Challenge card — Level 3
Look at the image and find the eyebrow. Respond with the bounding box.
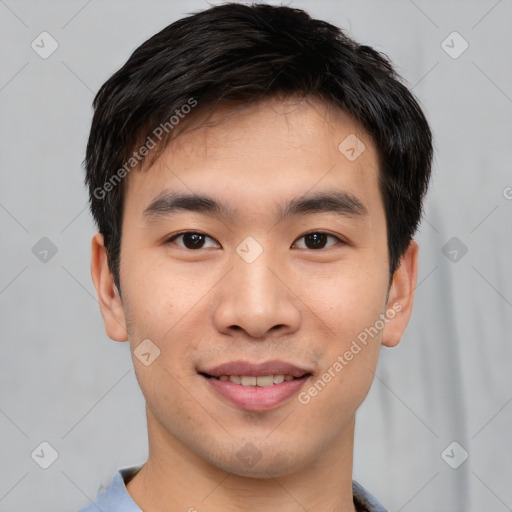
[142,190,368,223]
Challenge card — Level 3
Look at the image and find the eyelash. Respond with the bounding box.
[164,231,345,250]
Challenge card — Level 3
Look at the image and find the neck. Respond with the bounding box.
[127,406,358,512]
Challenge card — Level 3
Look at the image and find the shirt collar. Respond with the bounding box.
[80,464,387,512]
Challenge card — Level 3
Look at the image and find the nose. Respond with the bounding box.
[212,248,301,339]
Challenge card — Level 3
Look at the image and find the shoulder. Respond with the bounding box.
[77,464,144,512]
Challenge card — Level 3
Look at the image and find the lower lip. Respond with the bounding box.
[202,375,310,411]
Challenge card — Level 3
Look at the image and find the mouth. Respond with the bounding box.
[200,373,309,386]
[198,360,313,411]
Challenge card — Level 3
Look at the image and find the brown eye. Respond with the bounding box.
[293,232,342,250]
[167,232,219,249]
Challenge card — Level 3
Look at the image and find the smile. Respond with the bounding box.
[200,372,311,411]
[207,374,299,386]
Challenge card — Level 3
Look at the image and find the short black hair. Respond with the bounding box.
[85,2,433,292]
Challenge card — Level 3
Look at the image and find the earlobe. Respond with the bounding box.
[381,240,419,348]
[90,232,129,342]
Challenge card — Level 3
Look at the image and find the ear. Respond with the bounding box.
[90,232,128,342]
[381,239,419,348]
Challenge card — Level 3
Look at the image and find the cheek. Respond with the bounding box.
[300,260,388,337]
[299,260,387,407]
[122,258,189,334]
[122,259,206,379]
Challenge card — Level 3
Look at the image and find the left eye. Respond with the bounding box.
[292,231,342,250]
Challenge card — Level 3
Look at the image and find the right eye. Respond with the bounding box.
[165,231,220,250]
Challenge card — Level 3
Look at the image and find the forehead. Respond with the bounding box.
[123,96,382,223]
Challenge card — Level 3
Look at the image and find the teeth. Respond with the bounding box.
[213,374,299,386]
[256,375,274,387]
[273,374,285,384]
[241,376,257,386]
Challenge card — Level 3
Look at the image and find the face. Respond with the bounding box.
[92,96,418,478]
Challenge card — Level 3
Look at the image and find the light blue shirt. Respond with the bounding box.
[78,464,388,512]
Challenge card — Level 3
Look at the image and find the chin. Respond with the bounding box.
[207,444,308,479]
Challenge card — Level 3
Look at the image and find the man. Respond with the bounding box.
[80,3,432,511]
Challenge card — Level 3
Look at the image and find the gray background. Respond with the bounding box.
[1,0,511,510]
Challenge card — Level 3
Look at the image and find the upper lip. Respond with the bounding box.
[199,360,312,378]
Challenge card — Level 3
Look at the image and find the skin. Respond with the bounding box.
[91,96,418,512]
